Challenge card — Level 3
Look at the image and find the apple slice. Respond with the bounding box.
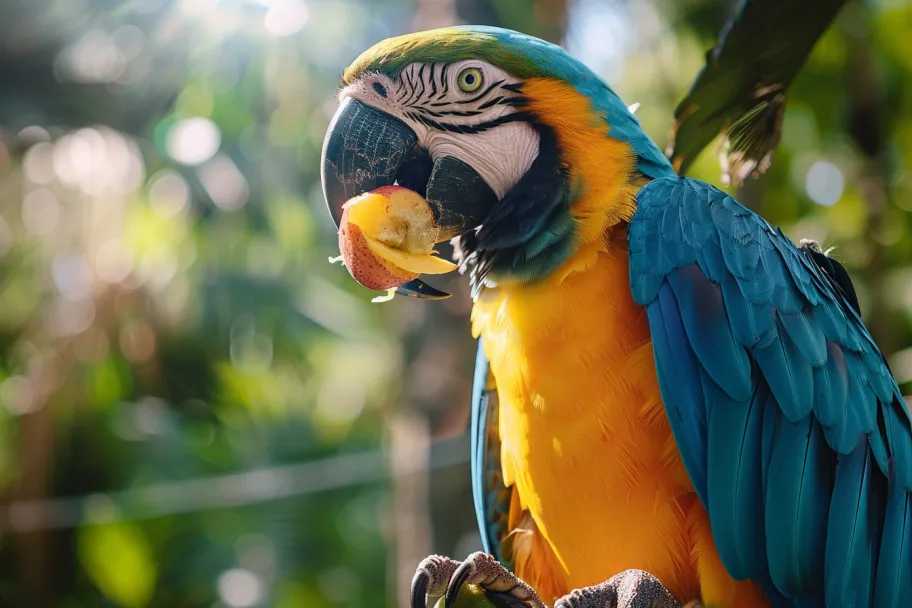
[336,186,457,293]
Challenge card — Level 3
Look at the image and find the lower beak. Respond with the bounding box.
[321,97,497,299]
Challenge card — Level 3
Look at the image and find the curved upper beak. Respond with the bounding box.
[321,97,498,299]
[321,97,419,229]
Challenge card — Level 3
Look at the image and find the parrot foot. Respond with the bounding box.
[411,551,546,608]
[554,570,685,608]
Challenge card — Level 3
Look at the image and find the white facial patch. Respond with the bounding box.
[341,59,541,200]
[422,123,539,199]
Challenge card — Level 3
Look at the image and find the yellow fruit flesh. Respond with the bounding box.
[343,189,457,277]
[363,236,457,274]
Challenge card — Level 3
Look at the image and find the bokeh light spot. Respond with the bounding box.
[47,297,96,336]
[133,397,167,435]
[166,118,221,166]
[805,160,844,206]
[17,126,51,146]
[96,238,135,284]
[316,377,365,426]
[56,30,127,84]
[22,142,56,184]
[0,376,38,415]
[217,569,263,608]
[119,320,157,363]
[49,128,142,195]
[148,169,191,217]
[198,155,249,212]
[53,254,94,301]
[136,245,179,289]
[112,24,146,61]
[22,189,61,236]
[264,1,309,37]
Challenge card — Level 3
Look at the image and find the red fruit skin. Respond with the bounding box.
[338,206,418,291]
[370,185,404,197]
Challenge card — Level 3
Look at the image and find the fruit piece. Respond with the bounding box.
[336,185,457,293]
[345,185,439,254]
[362,237,459,275]
[338,215,418,290]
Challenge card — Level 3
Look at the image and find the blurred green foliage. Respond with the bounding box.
[0,0,909,606]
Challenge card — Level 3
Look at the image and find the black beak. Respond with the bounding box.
[321,98,418,229]
[321,97,497,300]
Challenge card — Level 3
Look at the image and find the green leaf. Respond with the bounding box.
[78,522,157,608]
[668,0,847,183]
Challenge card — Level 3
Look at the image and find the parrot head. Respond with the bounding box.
[321,26,674,298]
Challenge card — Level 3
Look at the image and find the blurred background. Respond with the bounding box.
[0,0,909,606]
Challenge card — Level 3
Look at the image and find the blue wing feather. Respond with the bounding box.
[651,281,710,505]
[668,265,753,401]
[813,341,848,428]
[706,372,768,579]
[779,310,827,367]
[629,176,912,607]
[825,446,880,607]
[764,415,831,595]
[470,340,492,553]
[753,324,815,421]
[874,481,912,605]
[470,339,513,567]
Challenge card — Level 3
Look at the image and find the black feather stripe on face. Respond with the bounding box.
[406,111,533,135]
[393,63,525,133]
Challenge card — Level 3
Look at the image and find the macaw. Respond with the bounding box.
[320,23,912,608]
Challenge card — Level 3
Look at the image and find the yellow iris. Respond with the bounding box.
[457,67,483,93]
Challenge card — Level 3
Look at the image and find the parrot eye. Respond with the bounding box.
[457,67,484,93]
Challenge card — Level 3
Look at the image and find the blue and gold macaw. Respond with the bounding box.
[319,16,910,608]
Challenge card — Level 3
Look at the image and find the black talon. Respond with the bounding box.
[444,559,474,606]
[410,570,430,608]
[395,279,452,299]
[487,592,536,608]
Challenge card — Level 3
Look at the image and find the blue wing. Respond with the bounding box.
[470,339,515,568]
[629,176,912,608]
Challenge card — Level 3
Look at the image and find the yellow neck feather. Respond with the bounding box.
[523,77,640,234]
[489,77,643,288]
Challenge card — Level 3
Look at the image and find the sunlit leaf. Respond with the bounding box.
[78,522,157,608]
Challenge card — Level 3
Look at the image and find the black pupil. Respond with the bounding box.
[464,73,475,86]
[372,82,388,97]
